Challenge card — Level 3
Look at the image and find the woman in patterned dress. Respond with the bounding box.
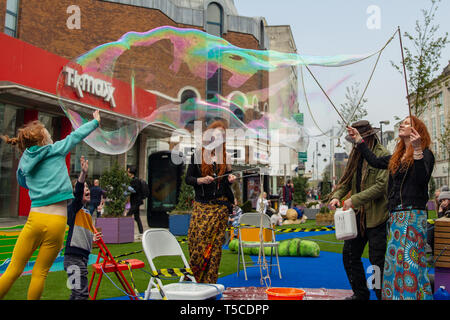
[185,120,236,283]
[347,115,434,300]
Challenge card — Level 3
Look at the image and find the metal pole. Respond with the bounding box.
[398,26,413,121]
[380,122,384,146]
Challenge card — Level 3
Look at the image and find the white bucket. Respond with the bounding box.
[334,208,358,240]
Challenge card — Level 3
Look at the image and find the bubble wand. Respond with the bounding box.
[398,26,413,123]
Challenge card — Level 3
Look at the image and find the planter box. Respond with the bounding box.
[427,201,436,211]
[95,217,134,244]
[303,208,320,220]
[169,213,191,236]
[316,213,335,226]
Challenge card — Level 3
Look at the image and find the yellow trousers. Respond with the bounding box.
[0,212,66,300]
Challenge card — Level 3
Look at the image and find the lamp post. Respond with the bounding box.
[379,120,390,146]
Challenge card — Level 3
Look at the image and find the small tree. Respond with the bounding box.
[320,171,332,202]
[99,162,131,217]
[429,176,436,200]
[337,82,369,129]
[292,174,308,205]
[172,169,195,212]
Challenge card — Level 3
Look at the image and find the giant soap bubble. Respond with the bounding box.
[56,26,391,156]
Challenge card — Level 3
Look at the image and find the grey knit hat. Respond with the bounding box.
[438,191,450,202]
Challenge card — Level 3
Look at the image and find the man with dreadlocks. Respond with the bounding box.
[329,120,389,300]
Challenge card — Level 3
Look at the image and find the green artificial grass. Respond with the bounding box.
[1,238,253,300]
[2,212,438,300]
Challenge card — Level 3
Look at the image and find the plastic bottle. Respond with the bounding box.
[434,286,450,300]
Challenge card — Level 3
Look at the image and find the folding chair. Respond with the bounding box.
[88,230,145,300]
[141,228,224,300]
[237,212,282,280]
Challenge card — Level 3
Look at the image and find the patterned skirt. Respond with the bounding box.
[382,207,433,300]
[187,197,229,284]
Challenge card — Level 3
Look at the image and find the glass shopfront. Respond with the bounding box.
[69,142,118,183]
[0,104,20,218]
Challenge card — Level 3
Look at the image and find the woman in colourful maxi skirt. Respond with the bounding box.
[347,115,434,300]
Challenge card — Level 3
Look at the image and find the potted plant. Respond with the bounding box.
[168,170,194,236]
[96,162,134,243]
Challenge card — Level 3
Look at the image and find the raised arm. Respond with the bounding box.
[53,110,100,156]
[347,126,391,169]
[356,142,391,169]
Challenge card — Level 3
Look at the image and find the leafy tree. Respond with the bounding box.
[99,162,131,217]
[320,171,332,200]
[429,176,436,199]
[391,0,449,117]
[292,174,308,205]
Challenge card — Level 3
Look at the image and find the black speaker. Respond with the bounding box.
[147,150,183,228]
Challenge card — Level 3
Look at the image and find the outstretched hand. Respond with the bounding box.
[93,110,101,124]
[329,198,340,210]
[78,156,88,183]
[80,156,88,174]
[410,127,422,151]
[346,126,362,144]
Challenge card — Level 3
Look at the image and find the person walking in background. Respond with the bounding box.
[282,180,294,208]
[347,115,434,300]
[127,166,144,238]
[329,120,390,300]
[89,179,104,218]
[0,110,100,300]
[64,156,102,300]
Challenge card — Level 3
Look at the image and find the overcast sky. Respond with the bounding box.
[235,0,450,177]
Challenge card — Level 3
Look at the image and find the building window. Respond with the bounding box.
[431,116,436,139]
[438,92,443,108]
[206,2,223,37]
[180,89,199,130]
[206,2,223,100]
[4,0,19,37]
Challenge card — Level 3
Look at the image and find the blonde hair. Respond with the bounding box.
[1,120,48,153]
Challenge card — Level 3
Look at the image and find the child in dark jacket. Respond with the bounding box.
[64,156,102,300]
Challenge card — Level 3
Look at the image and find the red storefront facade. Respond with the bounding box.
[0,32,157,218]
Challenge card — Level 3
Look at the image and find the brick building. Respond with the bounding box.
[0,0,278,219]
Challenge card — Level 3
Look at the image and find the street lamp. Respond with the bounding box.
[379,120,390,146]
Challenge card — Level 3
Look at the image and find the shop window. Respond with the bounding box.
[4,0,19,37]
[126,136,139,172]
[69,121,118,182]
[0,104,20,218]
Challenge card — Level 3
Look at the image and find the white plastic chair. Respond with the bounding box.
[141,228,224,300]
[237,212,282,280]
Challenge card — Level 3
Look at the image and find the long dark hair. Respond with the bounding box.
[334,134,378,193]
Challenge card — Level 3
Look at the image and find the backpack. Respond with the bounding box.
[139,179,150,199]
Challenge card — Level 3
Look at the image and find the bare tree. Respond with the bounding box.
[337,82,368,130]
